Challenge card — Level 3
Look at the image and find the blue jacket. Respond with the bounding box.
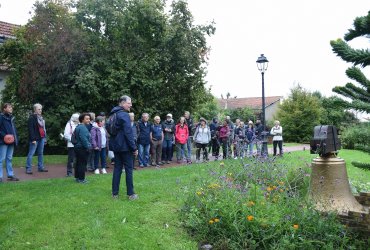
[246,127,255,141]
[0,113,18,146]
[151,123,163,141]
[74,124,91,149]
[108,106,137,152]
[137,120,151,145]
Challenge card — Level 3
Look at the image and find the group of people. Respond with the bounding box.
[209,117,284,160]
[0,95,283,200]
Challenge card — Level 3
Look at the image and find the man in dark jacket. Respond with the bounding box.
[0,103,19,182]
[161,114,175,164]
[110,95,138,200]
[137,113,151,167]
[25,103,48,174]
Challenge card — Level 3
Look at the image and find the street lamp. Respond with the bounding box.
[256,54,269,156]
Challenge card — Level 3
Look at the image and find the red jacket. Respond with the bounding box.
[175,123,189,144]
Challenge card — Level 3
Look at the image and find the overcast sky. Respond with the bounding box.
[1,0,369,100]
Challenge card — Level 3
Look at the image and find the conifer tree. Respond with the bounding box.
[330,11,370,113]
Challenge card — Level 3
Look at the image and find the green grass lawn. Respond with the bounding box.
[0,150,369,249]
[12,155,68,167]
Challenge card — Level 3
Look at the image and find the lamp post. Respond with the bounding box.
[256,54,269,156]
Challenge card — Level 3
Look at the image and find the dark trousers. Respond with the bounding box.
[211,138,220,157]
[94,148,107,169]
[162,139,173,161]
[196,143,209,161]
[87,150,94,169]
[112,151,134,196]
[74,148,88,181]
[220,139,230,159]
[67,147,75,175]
[273,140,283,156]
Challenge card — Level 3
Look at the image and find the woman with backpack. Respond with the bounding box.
[194,118,211,163]
[175,117,191,164]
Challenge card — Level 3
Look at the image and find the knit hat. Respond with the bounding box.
[166,113,172,118]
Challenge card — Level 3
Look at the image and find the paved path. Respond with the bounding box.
[8,144,309,182]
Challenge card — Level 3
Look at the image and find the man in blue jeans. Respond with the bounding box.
[109,95,138,200]
[25,103,48,174]
[137,113,151,167]
[161,114,175,164]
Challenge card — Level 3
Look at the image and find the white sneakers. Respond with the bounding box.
[94,168,107,174]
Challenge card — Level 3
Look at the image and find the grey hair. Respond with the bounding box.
[128,112,135,117]
[95,116,104,123]
[142,113,149,118]
[118,95,131,104]
[33,103,42,111]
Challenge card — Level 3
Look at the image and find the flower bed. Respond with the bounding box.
[180,156,367,249]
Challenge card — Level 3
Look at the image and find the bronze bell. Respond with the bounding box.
[310,126,365,213]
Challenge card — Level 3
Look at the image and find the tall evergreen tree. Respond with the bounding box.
[330,11,370,113]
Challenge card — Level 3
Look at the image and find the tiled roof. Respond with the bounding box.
[0,21,20,38]
[218,96,283,110]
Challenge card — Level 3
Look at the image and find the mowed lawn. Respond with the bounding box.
[0,150,369,249]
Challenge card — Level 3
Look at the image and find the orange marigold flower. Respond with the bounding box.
[266,187,273,192]
[293,224,299,229]
[247,215,254,221]
[214,218,220,223]
[209,220,214,224]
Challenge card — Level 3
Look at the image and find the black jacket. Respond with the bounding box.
[28,114,46,142]
[185,117,194,136]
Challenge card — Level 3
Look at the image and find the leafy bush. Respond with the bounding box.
[340,122,370,149]
[180,156,366,249]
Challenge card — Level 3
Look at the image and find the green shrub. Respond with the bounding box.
[340,122,370,149]
[180,156,366,249]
